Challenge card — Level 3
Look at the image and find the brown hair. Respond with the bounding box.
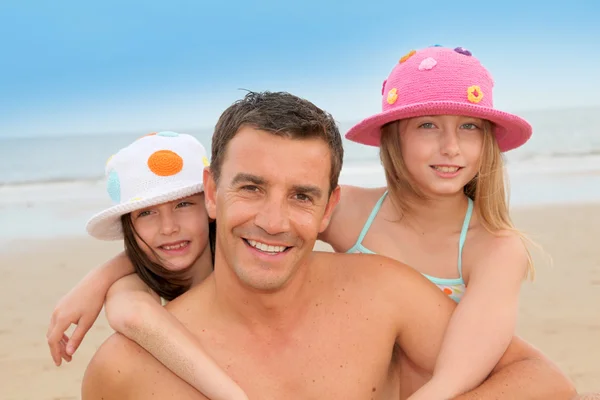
[210,91,344,194]
[379,120,536,278]
[120,215,216,301]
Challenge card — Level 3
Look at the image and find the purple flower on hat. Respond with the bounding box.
[454,47,472,56]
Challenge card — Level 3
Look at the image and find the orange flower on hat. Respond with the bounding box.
[387,88,398,104]
[399,50,416,63]
[467,85,484,103]
[148,150,184,176]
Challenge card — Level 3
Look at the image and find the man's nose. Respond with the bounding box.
[254,194,291,235]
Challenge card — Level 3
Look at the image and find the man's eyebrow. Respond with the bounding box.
[293,184,323,199]
[230,173,266,186]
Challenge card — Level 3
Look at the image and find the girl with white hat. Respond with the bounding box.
[47,132,248,400]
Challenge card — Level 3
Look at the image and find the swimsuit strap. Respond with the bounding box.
[457,197,474,279]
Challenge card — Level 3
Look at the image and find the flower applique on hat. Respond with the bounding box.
[467,85,484,103]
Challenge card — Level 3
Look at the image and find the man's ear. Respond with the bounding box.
[319,185,341,233]
[203,167,217,220]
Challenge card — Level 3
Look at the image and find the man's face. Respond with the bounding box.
[204,126,340,291]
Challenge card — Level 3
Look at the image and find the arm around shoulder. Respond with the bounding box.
[375,255,458,373]
[104,273,160,335]
[453,336,576,399]
[412,232,531,398]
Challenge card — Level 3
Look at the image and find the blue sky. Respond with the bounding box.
[1,0,598,137]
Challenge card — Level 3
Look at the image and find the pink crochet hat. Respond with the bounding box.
[345,46,532,152]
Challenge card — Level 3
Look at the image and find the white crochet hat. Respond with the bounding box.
[86,131,210,241]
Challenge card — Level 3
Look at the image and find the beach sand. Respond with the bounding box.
[1,202,599,399]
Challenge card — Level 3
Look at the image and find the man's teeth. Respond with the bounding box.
[162,242,188,250]
[433,166,460,173]
[247,240,287,253]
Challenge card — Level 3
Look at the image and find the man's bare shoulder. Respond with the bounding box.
[164,276,214,320]
[313,250,417,274]
[81,333,144,399]
[311,251,443,300]
[82,333,206,399]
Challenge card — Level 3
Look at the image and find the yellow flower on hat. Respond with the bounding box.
[202,156,210,167]
[387,88,398,105]
[399,50,416,63]
[467,85,484,103]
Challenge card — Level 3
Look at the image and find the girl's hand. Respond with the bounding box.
[46,251,134,365]
[46,272,107,365]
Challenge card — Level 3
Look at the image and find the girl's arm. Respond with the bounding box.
[408,233,529,400]
[47,251,134,365]
[105,274,249,400]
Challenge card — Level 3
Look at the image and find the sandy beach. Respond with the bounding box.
[1,202,599,399]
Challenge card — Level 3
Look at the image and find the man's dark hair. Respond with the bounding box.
[210,91,344,193]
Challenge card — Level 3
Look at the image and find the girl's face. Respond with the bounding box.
[130,193,209,272]
[399,115,484,198]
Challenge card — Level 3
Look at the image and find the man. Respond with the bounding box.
[82,91,576,399]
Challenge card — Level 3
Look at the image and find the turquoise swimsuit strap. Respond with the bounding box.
[351,191,472,282]
[457,197,474,279]
[353,191,389,246]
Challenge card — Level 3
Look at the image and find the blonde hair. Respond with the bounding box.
[379,120,536,279]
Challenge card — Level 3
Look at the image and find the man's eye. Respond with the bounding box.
[295,193,311,202]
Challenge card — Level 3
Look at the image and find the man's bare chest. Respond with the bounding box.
[194,310,399,399]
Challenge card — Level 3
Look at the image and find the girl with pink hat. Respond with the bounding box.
[46,132,248,400]
[324,45,536,398]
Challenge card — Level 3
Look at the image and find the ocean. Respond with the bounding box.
[1,106,600,240]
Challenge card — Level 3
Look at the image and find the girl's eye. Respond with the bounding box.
[176,201,193,208]
[137,210,152,217]
[419,122,436,129]
[461,123,479,130]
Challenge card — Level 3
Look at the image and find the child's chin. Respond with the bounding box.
[431,181,467,193]
[169,264,190,272]
[162,258,191,272]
